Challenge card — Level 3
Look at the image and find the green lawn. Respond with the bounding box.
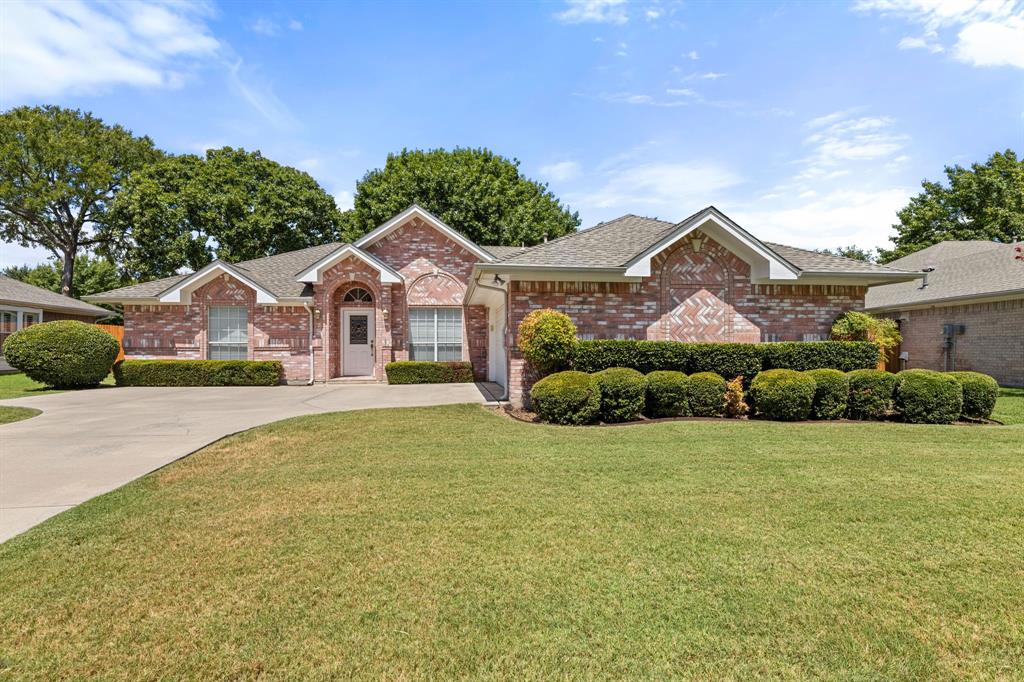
[0,373,59,400]
[994,387,1024,425]
[0,405,40,424]
[2,403,1024,679]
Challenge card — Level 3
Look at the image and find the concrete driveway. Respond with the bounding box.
[0,382,500,543]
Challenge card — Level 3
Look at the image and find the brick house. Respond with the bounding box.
[865,241,1024,387]
[1,275,110,372]
[88,205,917,402]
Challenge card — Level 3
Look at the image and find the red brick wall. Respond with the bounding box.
[887,298,1023,387]
[507,231,866,404]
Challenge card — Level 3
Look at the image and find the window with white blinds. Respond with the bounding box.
[208,306,248,360]
[409,308,462,361]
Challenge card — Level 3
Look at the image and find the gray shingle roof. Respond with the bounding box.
[0,276,110,316]
[763,243,912,274]
[865,241,1024,310]
[88,243,343,301]
[482,245,530,260]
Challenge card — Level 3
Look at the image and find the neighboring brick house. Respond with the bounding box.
[865,241,1024,387]
[88,205,917,402]
[1,275,111,372]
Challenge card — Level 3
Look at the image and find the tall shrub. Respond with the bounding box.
[3,320,119,388]
[517,309,577,375]
[573,340,688,374]
[831,311,901,362]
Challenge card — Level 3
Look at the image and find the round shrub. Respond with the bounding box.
[805,368,850,420]
[530,371,601,425]
[644,371,690,418]
[748,369,816,421]
[2,320,119,388]
[517,309,577,375]
[846,369,897,420]
[593,367,647,423]
[687,372,727,417]
[948,371,999,420]
[894,369,963,424]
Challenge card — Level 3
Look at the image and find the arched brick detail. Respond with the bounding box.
[406,272,466,306]
[658,233,760,343]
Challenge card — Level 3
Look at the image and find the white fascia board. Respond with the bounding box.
[295,245,403,284]
[157,261,278,304]
[623,209,800,280]
[353,204,495,262]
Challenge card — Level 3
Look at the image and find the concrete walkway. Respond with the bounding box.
[0,383,499,543]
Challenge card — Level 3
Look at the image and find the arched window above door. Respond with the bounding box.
[342,287,373,303]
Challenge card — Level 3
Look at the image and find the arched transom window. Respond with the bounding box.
[343,287,372,303]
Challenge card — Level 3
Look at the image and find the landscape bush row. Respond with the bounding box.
[529,367,998,425]
[114,360,282,386]
[385,361,474,384]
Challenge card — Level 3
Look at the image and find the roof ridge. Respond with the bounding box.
[234,241,346,269]
[502,214,671,263]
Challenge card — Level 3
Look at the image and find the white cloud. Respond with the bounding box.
[666,88,698,97]
[798,112,908,180]
[249,17,279,36]
[732,188,913,250]
[555,0,628,25]
[685,50,699,59]
[599,91,693,107]
[645,8,663,20]
[569,160,744,211]
[0,0,220,102]
[856,0,1024,69]
[288,19,303,31]
[334,190,354,211]
[226,60,297,131]
[540,161,582,182]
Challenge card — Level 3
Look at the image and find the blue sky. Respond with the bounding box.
[1,0,1022,268]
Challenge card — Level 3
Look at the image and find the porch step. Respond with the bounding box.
[327,376,383,385]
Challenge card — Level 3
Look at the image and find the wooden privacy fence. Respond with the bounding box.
[98,324,125,362]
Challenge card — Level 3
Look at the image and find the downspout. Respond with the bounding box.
[474,274,510,401]
[303,302,315,385]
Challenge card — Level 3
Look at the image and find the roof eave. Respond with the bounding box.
[865,287,1024,312]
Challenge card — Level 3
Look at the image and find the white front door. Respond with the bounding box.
[488,304,507,386]
[342,309,375,376]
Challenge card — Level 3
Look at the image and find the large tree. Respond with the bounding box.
[880,149,1024,263]
[103,147,345,280]
[344,147,580,245]
[0,106,162,296]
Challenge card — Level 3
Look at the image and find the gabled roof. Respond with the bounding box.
[483,206,916,283]
[296,244,403,284]
[158,260,280,304]
[865,241,1024,310]
[354,204,495,262]
[0,276,110,316]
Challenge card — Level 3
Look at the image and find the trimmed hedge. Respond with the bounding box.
[593,367,647,423]
[846,369,897,420]
[805,368,849,420]
[948,371,999,420]
[530,371,601,425]
[2,320,119,388]
[114,360,282,387]
[573,340,688,374]
[894,370,963,424]
[385,361,474,384]
[687,372,727,417]
[761,341,879,372]
[749,369,816,421]
[645,370,690,418]
[573,339,878,377]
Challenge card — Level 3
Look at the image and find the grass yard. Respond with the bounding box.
[0,373,59,400]
[2,402,1023,680]
[994,387,1024,425]
[0,405,40,424]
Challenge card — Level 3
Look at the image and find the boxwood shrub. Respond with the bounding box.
[593,367,647,422]
[385,361,474,384]
[573,340,688,374]
[846,369,897,420]
[687,372,728,417]
[530,371,601,425]
[947,371,999,420]
[687,343,762,381]
[517,309,577,375]
[114,360,282,386]
[761,341,879,372]
[894,369,963,424]
[2,320,119,388]
[644,370,690,418]
[804,368,849,420]
[749,369,816,421]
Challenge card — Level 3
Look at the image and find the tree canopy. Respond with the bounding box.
[103,147,344,280]
[880,149,1024,263]
[343,148,580,245]
[816,245,877,262]
[0,106,161,296]
[2,255,124,322]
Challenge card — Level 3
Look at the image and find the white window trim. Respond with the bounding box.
[158,261,278,304]
[409,306,464,362]
[207,305,249,360]
[0,306,44,330]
